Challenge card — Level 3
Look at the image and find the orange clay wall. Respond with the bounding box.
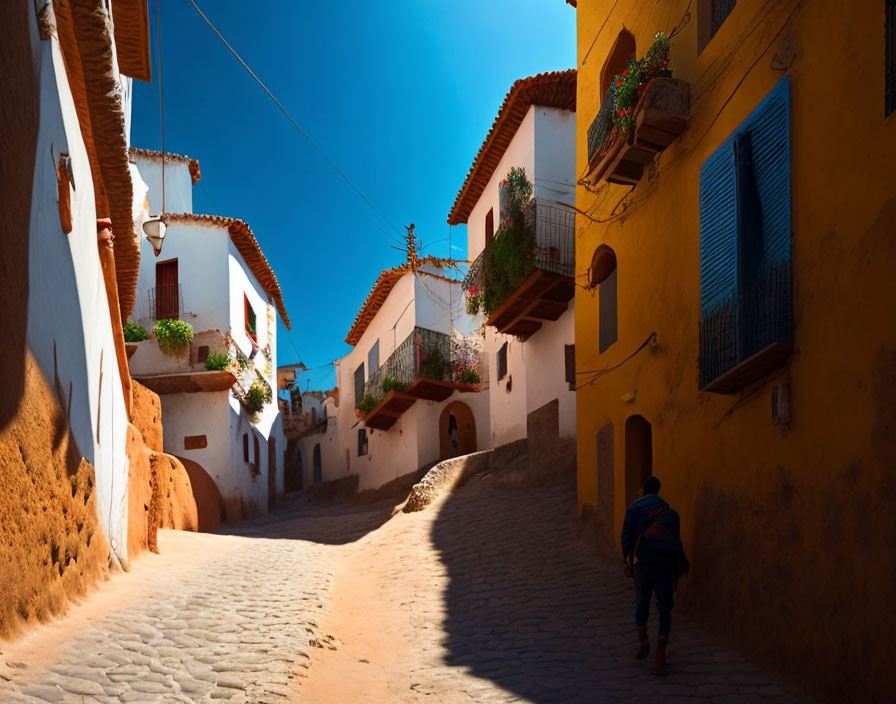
[574,1,895,701]
[0,353,111,639]
[127,381,198,558]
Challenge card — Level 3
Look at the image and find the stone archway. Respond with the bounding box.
[175,456,224,532]
[439,401,477,461]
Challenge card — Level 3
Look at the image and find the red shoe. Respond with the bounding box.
[655,636,668,676]
[635,626,650,659]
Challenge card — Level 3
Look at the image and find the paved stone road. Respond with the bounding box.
[0,479,811,703]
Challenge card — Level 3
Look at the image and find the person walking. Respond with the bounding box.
[621,476,685,676]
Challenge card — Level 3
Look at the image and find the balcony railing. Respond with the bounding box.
[462,198,576,339]
[361,326,480,430]
[149,283,183,320]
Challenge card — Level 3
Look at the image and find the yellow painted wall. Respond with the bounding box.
[574,1,895,700]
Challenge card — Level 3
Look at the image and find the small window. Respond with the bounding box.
[368,340,379,374]
[485,208,495,247]
[253,435,260,468]
[311,407,318,424]
[698,0,737,53]
[565,344,576,390]
[354,363,365,403]
[887,0,895,116]
[242,433,249,462]
[358,429,368,457]
[591,245,618,354]
[497,342,508,381]
[245,294,257,341]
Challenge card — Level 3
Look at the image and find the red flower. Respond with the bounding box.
[616,80,622,88]
[622,68,628,77]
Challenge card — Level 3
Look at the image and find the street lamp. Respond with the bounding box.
[143,216,167,256]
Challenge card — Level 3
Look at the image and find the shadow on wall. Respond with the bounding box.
[0,0,37,432]
[175,456,225,533]
[429,483,633,702]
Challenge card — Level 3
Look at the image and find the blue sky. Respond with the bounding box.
[132,0,576,390]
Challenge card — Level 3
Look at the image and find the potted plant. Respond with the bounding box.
[205,352,231,371]
[153,319,193,357]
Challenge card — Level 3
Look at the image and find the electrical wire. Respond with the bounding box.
[581,0,621,66]
[574,332,656,390]
[156,0,166,214]
[185,0,403,239]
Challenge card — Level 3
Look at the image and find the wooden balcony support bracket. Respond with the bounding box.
[486,268,574,339]
[587,78,690,186]
[363,390,418,431]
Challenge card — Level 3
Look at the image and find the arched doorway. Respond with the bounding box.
[175,456,225,532]
[313,444,322,483]
[624,415,652,506]
[439,401,477,460]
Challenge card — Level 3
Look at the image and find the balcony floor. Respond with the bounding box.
[133,370,237,395]
[486,268,574,339]
[364,390,418,431]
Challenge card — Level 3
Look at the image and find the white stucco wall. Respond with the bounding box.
[532,107,577,205]
[132,158,193,215]
[25,19,134,562]
[523,303,576,438]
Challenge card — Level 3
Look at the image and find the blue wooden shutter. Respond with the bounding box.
[699,137,738,387]
[738,75,792,357]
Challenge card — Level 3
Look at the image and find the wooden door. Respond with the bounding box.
[155,259,179,319]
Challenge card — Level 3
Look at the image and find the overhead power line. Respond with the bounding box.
[185,0,403,239]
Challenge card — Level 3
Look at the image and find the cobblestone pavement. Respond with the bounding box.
[330,480,813,703]
[0,481,812,703]
[0,503,391,704]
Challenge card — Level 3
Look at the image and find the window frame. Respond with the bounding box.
[357,428,368,457]
[497,342,508,381]
[244,294,257,342]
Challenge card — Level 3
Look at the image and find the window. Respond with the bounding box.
[888,0,895,116]
[358,428,368,457]
[565,344,576,390]
[497,342,508,381]
[485,208,495,247]
[699,76,792,392]
[590,245,618,353]
[698,0,737,53]
[600,29,636,98]
[155,259,179,319]
[242,433,249,462]
[244,294,257,341]
[253,435,260,468]
[354,362,365,403]
[499,182,510,223]
[368,340,379,375]
[311,407,318,424]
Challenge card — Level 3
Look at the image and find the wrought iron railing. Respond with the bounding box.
[699,262,793,388]
[149,283,183,320]
[587,86,617,162]
[362,327,481,405]
[463,198,576,298]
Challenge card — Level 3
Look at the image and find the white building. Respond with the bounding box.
[319,258,490,491]
[127,151,289,524]
[447,70,578,466]
[7,0,153,571]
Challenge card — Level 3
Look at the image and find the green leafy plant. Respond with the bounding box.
[382,375,407,394]
[356,394,377,413]
[419,346,448,381]
[458,368,480,384]
[123,323,150,343]
[611,32,671,130]
[205,352,231,371]
[244,382,270,414]
[153,319,193,356]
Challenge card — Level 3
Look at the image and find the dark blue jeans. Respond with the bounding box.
[634,561,674,637]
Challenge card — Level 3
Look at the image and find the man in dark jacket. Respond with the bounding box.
[621,476,681,676]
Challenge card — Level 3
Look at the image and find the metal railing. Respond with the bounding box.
[363,327,480,405]
[699,262,793,388]
[463,198,576,296]
[587,86,617,162]
[148,283,183,320]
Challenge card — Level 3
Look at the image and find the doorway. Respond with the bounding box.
[624,415,652,506]
[267,437,276,510]
[155,259,179,319]
[439,401,477,460]
[313,444,322,483]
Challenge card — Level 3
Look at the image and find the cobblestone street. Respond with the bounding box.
[0,481,811,703]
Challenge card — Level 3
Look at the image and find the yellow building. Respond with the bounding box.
[572,0,895,699]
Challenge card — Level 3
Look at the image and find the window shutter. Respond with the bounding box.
[354,363,365,403]
[699,137,738,387]
[565,344,576,389]
[368,340,379,374]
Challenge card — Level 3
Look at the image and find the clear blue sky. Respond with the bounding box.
[132,0,576,390]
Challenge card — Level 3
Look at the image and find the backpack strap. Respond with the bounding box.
[629,505,670,564]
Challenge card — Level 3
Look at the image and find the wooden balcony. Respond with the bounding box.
[587,78,690,185]
[702,343,792,394]
[486,268,575,340]
[132,370,237,395]
[363,390,417,430]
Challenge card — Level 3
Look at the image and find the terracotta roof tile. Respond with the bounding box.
[129,147,201,185]
[165,213,290,328]
[447,70,576,225]
[345,256,455,346]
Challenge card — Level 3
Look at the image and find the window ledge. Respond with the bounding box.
[701,343,792,394]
